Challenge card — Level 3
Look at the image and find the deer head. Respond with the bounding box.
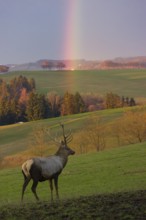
[46,123,75,156]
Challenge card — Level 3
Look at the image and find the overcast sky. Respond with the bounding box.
[0,0,146,64]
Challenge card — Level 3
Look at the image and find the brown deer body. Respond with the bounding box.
[21,124,75,202]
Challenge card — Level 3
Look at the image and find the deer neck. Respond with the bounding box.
[55,150,68,167]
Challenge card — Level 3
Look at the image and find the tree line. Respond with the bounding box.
[41,61,66,70]
[73,108,146,154]
[0,65,9,73]
[0,75,136,125]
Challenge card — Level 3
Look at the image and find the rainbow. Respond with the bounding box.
[63,1,82,69]
[60,1,82,93]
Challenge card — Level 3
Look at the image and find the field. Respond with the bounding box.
[0,107,130,159]
[1,190,146,219]
[1,69,146,219]
[0,143,146,219]
[1,69,146,98]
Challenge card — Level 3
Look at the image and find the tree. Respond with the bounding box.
[9,75,35,99]
[81,116,106,152]
[129,98,136,106]
[115,110,146,144]
[61,91,86,116]
[29,78,36,91]
[0,65,9,72]
[26,92,50,121]
[0,76,36,124]
[105,92,122,109]
[29,126,48,157]
[74,92,86,113]
[82,93,104,111]
[46,91,61,117]
[0,80,9,99]
[18,88,29,121]
[41,61,54,70]
[0,96,18,125]
[56,62,66,70]
[61,91,75,115]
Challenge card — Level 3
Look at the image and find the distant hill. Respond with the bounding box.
[0,65,9,73]
[3,56,146,72]
[98,57,146,69]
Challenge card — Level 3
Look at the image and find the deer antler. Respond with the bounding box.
[60,123,73,144]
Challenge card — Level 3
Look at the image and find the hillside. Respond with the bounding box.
[0,190,146,219]
[0,142,146,219]
[1,69,146,99]
[0,68,146,218]
[0,142,146,202]
[0,108,126,159]
[5,56,146,71]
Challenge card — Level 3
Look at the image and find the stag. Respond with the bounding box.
[21,123,75,202]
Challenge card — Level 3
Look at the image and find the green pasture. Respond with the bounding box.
[0,107,127,158]
[0,142,146,205]
[1,69,146,97]
[0,69,146,218]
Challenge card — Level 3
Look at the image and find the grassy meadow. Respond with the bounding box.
[1,142,146,203]
[0,69,146,219]
[0,142,146,219]
[1,69,146,98]
[0,107,129,159]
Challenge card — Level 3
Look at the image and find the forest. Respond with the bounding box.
[0,75,136,125]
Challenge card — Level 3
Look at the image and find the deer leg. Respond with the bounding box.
[31,180,39,201]
[21,177,31,202]
[49,179,53,202]
[54,176,59,200]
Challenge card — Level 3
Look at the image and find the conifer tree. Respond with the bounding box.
[26,92,49,121]
[74,92,86,113]
[61,91,75,115]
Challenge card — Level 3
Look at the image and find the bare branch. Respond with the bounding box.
[44,128,61,145]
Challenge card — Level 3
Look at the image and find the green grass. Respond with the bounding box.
[0,142,146,204]
[0,142,146,219]
[0,107,129,158]
[1,69,146,218]
[1,190,146,219]
[1,69,146,98]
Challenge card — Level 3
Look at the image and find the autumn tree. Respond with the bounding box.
[18,88,29,121]
[114,110,146,144]
[46,91,61,117]
[105,92,122,109]
[26,92,50,121]
[82,93,104,111]
[0,95,18,125]
[0,76,36,124]
[80,116,106,152]
[29,126,48,157]
[61,91,86,115]
[0,80,9,98]
[9,75,35,99]
[61,91,75,115]
[0,65,9,72]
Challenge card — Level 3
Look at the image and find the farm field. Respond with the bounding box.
[0,142,146,219]
[1,69,146,98]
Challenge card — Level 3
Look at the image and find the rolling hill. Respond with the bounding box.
[0,142,146,219]
[1,69,146,100]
